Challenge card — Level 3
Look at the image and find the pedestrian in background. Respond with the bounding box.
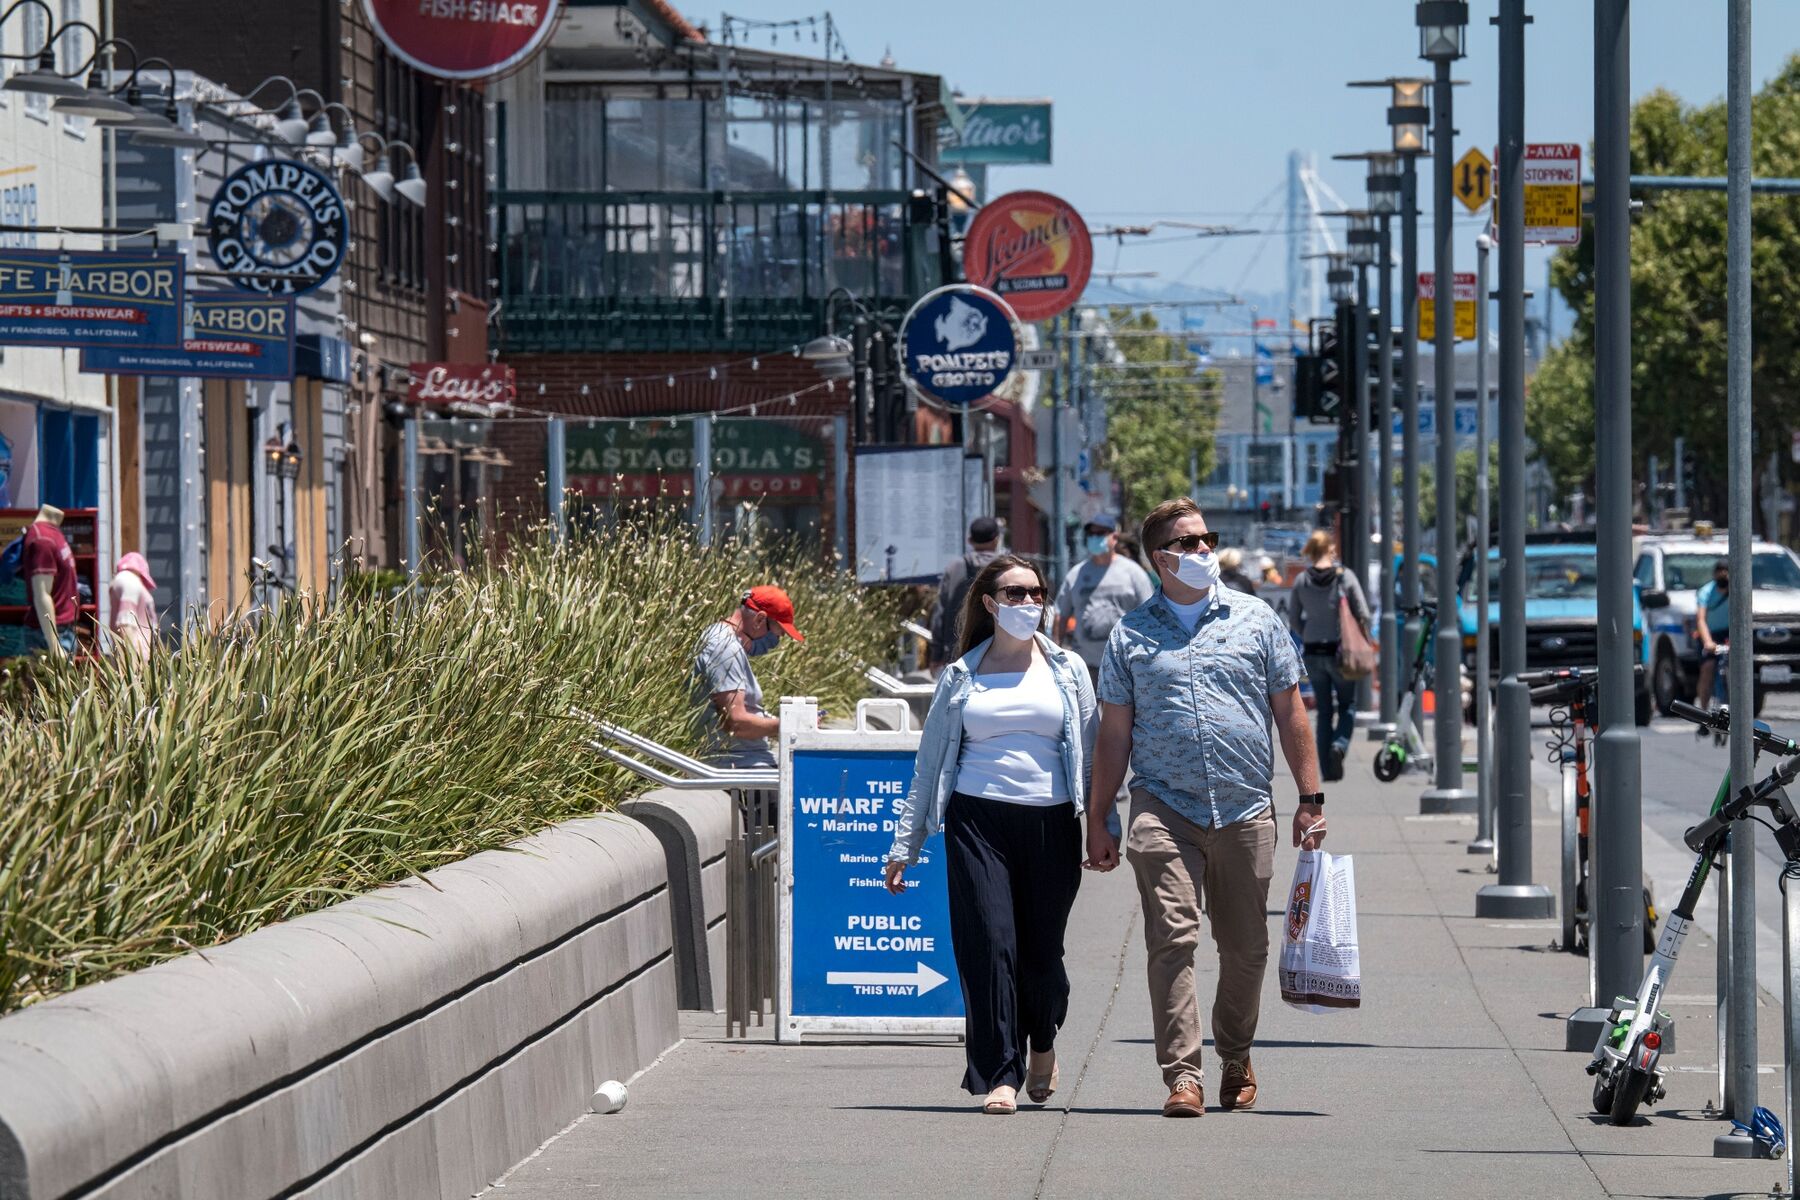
[1694,557,1732,712]
[1288,531,1371,782]
[1259,554,1284,587]
[107,552,158,662]
[928,516,1003,673]
[1086,497,1323,1119]
[887,555,1097,1116]
[1053,514,1153,688]
[1218,547,1259,596]
[691,586,804,768]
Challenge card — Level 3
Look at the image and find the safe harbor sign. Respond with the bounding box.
[81,294,296,379]
[778,699,962,1041]
[0,249,183,348]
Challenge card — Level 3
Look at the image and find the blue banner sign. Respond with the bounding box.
[787,748,963,1024]
[899,284,1018,409]
[0,249,183,348]
[81,294,296,380]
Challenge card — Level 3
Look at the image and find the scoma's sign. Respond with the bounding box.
[960,190,1092,323]
[362,0,564,80]
[409,362,517,406]
[207,161,346,297]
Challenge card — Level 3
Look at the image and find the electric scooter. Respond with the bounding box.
[1586,700,1800,1125]
[1374,603,1437,782]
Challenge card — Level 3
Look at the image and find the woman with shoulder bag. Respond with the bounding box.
[885,554,1099,1115]
[1288,531,1372,781]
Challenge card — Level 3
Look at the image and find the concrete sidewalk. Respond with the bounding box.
[484,741,1788,1200]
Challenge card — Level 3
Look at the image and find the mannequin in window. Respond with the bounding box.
[108,552,158,662]
[22,504,77,659]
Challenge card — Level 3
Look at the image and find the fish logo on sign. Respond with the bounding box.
[934,297,988,352]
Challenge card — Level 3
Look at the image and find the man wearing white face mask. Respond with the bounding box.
[1053,513,1154,689]
[1086,497,1323,1119]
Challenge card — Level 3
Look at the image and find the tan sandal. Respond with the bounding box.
[983,1085,1018,1115]
[1025,1055,1060,1105]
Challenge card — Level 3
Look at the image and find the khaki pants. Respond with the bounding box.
[1126,789,1277,1089]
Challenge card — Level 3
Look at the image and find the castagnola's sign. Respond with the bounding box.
[363,0,564,80]
[207,162,346,297]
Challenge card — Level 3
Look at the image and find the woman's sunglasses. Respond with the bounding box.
[1158,532,1220,554]
[994,585,1047,604]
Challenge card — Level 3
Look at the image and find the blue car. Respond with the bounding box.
[1401,536,1651,725]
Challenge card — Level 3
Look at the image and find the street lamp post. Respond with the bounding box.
[1326,256,1356,564]
[1418,1,1476,814]
[1347,214,1381,723]
[1572,0,1646,1047]
[1477,0,1555,920]
[1364,155,1402,741]
[1355,76,1431,756]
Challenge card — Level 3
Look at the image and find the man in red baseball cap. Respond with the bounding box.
[692,585,804,767]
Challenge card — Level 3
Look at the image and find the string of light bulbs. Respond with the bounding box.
[500,377,845,428]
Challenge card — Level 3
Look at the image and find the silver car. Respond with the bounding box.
[1634,534,1800,715]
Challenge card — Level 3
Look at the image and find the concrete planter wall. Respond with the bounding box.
[620,789,732,1011]
[0,811,679,1200]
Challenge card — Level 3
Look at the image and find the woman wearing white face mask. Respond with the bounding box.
[885,555,1097,1115]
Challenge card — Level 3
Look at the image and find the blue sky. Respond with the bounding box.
[704,1,1800,327]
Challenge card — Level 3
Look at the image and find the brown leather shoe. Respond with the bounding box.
[1220,1058,1257,1110]
[1162,1078,1204,1118]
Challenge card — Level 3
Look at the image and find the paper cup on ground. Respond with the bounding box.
[591,1080,628,1114]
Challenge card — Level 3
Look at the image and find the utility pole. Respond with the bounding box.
[1421,6,1475,814]
[1479,0,1554,920]
[1572,0,1645,1047]
[1716,0,1758,1157]
[1051,312,1068,588]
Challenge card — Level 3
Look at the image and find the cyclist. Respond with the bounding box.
[1694,557,1731,713]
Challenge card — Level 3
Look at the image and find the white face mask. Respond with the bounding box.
[1170,551,1221,592]
[993,601,1043,641]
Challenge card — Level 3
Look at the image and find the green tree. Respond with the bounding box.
[1090,309,1220,530]
[1527,57,1800,518]
[1398,443,1499,541]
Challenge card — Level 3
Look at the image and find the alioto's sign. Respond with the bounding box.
[81,293,296,379]
[363,0,563,80]
[208,161,347,297]
[0,249,183,348]
[899,284,1019,409]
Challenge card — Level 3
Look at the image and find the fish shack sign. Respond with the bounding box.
[899,285,1019,410]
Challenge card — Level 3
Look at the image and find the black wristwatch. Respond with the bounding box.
[1298,792,1325,807]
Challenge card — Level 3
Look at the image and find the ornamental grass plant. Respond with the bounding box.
[0,513,899,1014]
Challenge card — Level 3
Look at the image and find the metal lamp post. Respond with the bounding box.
[1476,0,1555,920]
[1353,76,1431,760]
[1326,255,1356,560]
[1346,213,1381,721]
[1366,154,1402,741]
[1417,0,1476,814]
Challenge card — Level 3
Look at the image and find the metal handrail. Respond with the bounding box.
[586,739,779,789]
[864,665,934,697]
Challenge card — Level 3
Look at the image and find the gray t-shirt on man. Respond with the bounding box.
[1055,555,1155,668]
[692,622,774,767]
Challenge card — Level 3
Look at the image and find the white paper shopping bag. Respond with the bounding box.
[1278,849,1361,1013]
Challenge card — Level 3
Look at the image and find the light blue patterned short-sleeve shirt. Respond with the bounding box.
[1098,586,1303,828]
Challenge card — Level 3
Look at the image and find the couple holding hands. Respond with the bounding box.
[884,498,1326,1117]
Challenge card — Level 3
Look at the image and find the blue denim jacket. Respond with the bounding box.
[886,633,1097,865]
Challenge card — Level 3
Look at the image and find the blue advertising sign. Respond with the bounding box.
[80,294,296,380]
[787,748,963,1025]
[0,249,183,348]
[899,284,1018,409]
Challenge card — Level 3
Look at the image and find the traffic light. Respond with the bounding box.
[1314,324,1344,423]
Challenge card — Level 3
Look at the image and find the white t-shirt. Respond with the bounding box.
[1162,592,1214,632]
[953,655,1069,805]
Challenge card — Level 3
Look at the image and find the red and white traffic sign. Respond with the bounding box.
[362,0,563,81]
[1417,272,1477,341]
[1522,143,1581,246]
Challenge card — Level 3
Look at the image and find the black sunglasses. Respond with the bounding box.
[1158,531,1220,554]
[994,585,1047,604]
